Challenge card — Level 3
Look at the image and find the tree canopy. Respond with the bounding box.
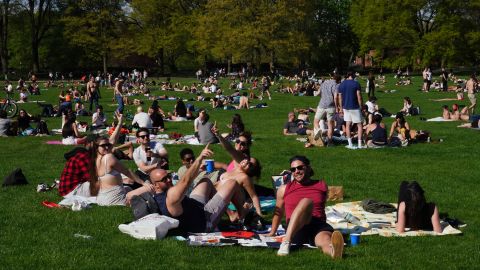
[1,0,479,75]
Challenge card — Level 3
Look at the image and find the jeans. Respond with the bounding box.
[115,94,124,114]
[89,92,99,111]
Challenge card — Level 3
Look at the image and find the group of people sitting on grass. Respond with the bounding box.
[282,72,429,148]
[58,120,443,257]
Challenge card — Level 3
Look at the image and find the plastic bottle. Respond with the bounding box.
[171,172,179,185]
[343,212,362,226]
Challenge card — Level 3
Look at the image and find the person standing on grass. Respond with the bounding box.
[114,77,125,114]
[338,71,364,149]
[313,75,340,146]
[441,68,448,92]
[87,76,100,112]
[266,155,344,258]
[466,74,477,114]
[149,144,248,235]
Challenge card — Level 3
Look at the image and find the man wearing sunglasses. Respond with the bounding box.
[267,155,344,258]
[176,148,221,194]
[150,144,246,235]
[133,128,168,181]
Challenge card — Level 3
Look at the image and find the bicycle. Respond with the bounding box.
[1,90,18,118]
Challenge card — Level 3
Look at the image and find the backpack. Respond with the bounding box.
[3,168,28,186]
[409,106,420,116]
[130,192,159,220]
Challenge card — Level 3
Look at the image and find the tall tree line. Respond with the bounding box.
[1,0,480,76]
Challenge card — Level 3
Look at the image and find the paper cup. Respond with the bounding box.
[205,159,214,173]
[350,233,360,246]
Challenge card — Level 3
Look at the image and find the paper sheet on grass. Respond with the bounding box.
[326,201,464,237]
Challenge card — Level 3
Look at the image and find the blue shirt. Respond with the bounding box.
[338,79,361,110]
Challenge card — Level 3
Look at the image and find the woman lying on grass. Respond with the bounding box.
[89,136,153,206]
[396,181,442,233]
[211,124,263,218]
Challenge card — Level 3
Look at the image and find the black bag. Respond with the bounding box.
[130,192,159,220]
[409,107,420,116]
[389,137,402,147]
[361,199,396,214]
[3,168,28,186]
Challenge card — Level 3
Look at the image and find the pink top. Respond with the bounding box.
[284,180,327,222]
[226,160,236,172]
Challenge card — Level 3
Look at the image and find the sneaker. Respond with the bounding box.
[326,140,335,147]
[36,183,49,193]
[313,128,322,141]
[277,241,291,256]
[345,145,357,150]
[357,145,365,149]
[330,231,344,259]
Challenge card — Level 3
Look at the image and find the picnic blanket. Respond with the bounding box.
[125,134,202,145]
[426,117,454,122]
[326,201,463,237]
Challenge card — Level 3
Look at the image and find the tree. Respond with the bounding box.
[62,0,126,74]
[0,0,10,77]
[194,0,310,73]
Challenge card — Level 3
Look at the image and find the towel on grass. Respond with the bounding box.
[426,117,454,122]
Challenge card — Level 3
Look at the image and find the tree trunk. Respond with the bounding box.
[0,0,8,79]
[159,48,164,76]
[269,51,275,73]
[31,39,39,73]
[102,52,107,75]
[227,57,231,74]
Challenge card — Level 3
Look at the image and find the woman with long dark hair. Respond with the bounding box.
[62,110,86,145]
[225,114,245,141]
[396,181,442,233]
[89,136,153,206]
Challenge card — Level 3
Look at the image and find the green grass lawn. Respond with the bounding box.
[0,75,479,269]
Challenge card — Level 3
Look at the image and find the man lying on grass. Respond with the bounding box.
[150,144,247,235]
[265,155,344,258]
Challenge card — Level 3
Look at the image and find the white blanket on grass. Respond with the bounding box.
[427,117,454,122]
[326,201,464,237]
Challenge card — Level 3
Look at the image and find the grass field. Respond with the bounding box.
[0,74,479,269]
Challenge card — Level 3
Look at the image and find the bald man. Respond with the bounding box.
[150,145,246,234]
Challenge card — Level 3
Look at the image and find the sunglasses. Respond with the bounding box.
[138,134,149,139]
[158,174,171,183]
[183,157,195,162]
[290,165,305,172]
[235,139,248,146]
[99,143,112,148]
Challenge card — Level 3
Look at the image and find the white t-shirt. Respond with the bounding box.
[133,142,167,173]
[6,84,12,92]
[365,101,377,114]
[132,112,152,128]
[210,84,217,93]
[92,112,106,126]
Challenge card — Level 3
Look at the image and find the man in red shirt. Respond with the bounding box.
[267,155,344,258]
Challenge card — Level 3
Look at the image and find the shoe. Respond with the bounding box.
[357,145,365,149]
[326,140,335,147]
[277,241,291,256]
[345,145,357,150]
[36,183,49,192]
[330,231,344,259]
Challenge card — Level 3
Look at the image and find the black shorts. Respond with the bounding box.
[288,218,334,245]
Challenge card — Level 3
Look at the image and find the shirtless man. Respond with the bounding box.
[466,74,477,114]
[87,76,99,111]
[114,77,124,114]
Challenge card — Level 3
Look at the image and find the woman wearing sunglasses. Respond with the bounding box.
[89,136,153,206]
[211,124,263,218]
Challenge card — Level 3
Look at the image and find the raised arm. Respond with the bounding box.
[211,122,245,163]
[109,112,124,145]
[167,144,212,207]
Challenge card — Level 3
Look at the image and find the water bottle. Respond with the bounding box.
[343,212,362,226]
